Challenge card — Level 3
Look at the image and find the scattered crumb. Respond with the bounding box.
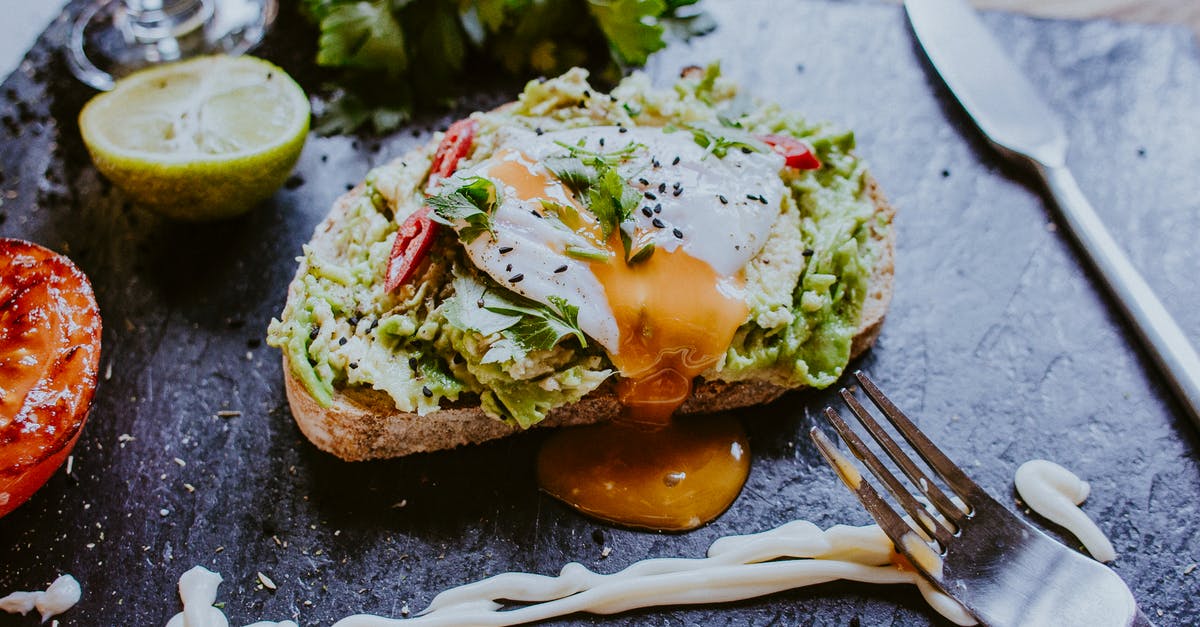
[1046,222,1057,232]
[215,546,224,553]
[1157,609,1164,617]
[173,458,186,467]
[601,546,612,559]
[257,572,277,591]
[392,500,408,509]
[401,603,410,616]
[183,483,195,493]
[1184,563,1197,575]
[104,362,112,380]
[65,456,74,475]
[216,410,242,418]
[159,509,169,517]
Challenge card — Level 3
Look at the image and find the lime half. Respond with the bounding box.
[80,55,310,221]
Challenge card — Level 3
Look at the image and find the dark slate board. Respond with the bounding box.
[2,1,1199,625]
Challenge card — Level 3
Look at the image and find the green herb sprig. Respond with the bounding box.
[302,0,714,134]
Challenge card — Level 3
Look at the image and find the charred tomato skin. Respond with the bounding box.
[0,238,101,518]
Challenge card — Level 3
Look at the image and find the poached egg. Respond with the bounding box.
[447,125,786,421]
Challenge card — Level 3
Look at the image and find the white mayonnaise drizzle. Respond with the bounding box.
[1014,459,1117,562]
[331,519,975,627]
[158,459,1117,626]
[0,574,82,621]
[165,566,297,627]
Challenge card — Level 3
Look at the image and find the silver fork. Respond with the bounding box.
[809,371,1151,626]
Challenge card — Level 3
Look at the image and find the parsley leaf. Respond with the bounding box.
[586,0,667,66]
[484,295,587,351]
[314,1,408,73]
[444,275,588,362]
[669,122,769,158]
[426,177,499,243]
[585,166,640,240]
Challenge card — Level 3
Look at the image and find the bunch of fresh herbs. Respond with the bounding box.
[301,0,714,133]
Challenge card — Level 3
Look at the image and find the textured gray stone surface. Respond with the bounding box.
[1,1,1198,625]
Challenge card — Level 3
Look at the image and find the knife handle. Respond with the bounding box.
[1038,164,1200,429]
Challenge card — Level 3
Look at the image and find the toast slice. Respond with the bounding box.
[282,173,894,461]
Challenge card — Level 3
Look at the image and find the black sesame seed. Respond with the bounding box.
[309,327,319,340]
[758,195,768,204]
[638,177,650,186]
[349,362,359,370]
[802,248,815,257]
[941,169,951,178]
[338,337,348,346]
[505,263,513,272]
[476,298,485,308]
[535,127,544,136]
[347,315,361,327]
[673,228,684,239]
[422,386,433,398]
[673,188,682,197]
[652,218,665,228]
[509,273,524,283]
[672,156,681,165]
[644,192,657,200]
[658,182,666,193]
[599,137,605,147]
[618,126,628,133]
[554,265,568,273]
[531,210,543,218]
[652,158,661,168]
[718,194,728,204]
[654,203,662,213]
[741,147,752,154]
[409,357,418,369]
[642,207,653,217]
[499,246,514,254]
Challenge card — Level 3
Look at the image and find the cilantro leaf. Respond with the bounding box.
[484,295,587,351]
[586,0,668,66]
[427,177,498,243]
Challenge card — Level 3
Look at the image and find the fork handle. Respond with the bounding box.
[1038,164,1200,430]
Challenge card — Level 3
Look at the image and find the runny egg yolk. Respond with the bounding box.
[485,149,749,422]
[483,149,752,532]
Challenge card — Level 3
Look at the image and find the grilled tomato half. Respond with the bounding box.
[0,238,101,518]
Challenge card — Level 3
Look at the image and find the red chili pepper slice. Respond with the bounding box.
[426,118,477,194]
[759,134,821,170]
[383,206,438,292]
[384,118,476,292]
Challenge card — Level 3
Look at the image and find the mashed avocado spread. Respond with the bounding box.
[267,66,887,428]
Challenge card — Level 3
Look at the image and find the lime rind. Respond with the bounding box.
[79,55,311,221]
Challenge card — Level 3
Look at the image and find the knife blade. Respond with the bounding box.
[906,0,1200,430]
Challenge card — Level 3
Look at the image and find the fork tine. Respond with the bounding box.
[854,371,983,501]
[808,426,920,547]
[820,408,954,547]
[839,389,967,526]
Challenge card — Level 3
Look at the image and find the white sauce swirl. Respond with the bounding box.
[165,566,297,627]
[1014,459,1117,562]
[154,460,1116,626]
[0,574,82,621]
[331,519,975,627]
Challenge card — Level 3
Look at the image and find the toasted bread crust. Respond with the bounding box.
[282,157,895,461]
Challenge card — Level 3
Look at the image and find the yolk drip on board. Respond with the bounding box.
[483,150,752,531]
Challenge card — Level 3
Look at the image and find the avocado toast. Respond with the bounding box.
[268,66,894,460]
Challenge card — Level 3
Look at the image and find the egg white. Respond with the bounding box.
[448,125,786,355]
